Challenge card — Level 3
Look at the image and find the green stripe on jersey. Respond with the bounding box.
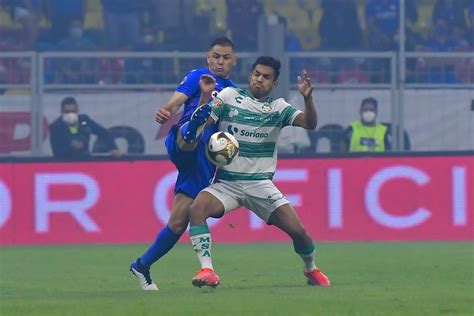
[238,141,276,158]
[280,106,298,127]
[217,170,274,181]
[221,105,283,127]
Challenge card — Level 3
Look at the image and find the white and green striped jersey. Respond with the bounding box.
[209,87,302,181]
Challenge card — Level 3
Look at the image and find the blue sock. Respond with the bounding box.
[140,226,182,268]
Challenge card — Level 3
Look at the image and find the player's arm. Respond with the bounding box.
[197,74,216,106]
[155,92,189,124]
[292,70,318,130]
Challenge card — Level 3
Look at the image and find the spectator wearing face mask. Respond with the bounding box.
[54,18,96,84]
[49,97,122,160]
[342,97,391,152]
[57,18,95,50]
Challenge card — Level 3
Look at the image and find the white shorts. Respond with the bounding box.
[203,179,290,223]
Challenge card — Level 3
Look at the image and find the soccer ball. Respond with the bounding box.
[206,131,239,167]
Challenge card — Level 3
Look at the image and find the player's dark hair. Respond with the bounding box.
[61,96,78,110]
[210,37,234,50]
[361,97,378,111]
[252,56,281,80]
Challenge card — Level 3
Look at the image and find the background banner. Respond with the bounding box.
[0,155,472,245]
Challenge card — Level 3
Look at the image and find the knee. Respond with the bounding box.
[168,218,188,235]
[189,201,207,220]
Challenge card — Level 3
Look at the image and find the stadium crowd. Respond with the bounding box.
[0,0,473,85]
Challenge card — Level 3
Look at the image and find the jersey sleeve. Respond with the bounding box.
[279,99,303,127]
[175,70,201,98]
[209,87,234,122]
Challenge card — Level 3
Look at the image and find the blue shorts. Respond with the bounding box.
[165,126,216,199]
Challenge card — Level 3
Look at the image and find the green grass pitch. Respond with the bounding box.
[0,242,473,316]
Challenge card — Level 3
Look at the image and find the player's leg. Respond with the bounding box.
[188,191,224,288]
[130,131,213,290]
[139,193,192,263]
[268,204,331,286]
[188,183,240,288]
[242,180,330,286]
[130,193,192,290]
[180,103,212,145]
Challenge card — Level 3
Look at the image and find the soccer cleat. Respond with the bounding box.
[304,268,331,286]
[182,103,211,143]
[192,268,220,288]
[130,260,159,291]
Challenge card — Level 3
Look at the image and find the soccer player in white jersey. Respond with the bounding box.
[184,56,331,288]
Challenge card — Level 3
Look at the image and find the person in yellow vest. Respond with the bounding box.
[343,97,391,152]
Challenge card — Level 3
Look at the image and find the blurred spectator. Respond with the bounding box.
[126,26,161,83]
[57,18,95,51]
[54,18,96,84]
[417,17,466,83]
[3,0,42,50]
[342,97,391,152]
[433,0,467,40]
[149,0,182,49]
[101,0,142,49]
[226,0,263,51]
[319,0,361,51]
[366,0,399,50]
[45,0,85,43]
[49,96,121,160]
[365,0,418,51]
[422,18,464,52]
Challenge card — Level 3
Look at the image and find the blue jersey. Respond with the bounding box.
[175,67,236,141]
[165,67,236,199]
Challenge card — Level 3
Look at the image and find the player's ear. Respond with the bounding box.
[207,52,211,65]
[273,80,279,88]
[232,54,237,67]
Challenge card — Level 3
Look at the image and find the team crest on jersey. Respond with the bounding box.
[262,102,272,112]
[211,97,223,106]
[211,90,219,98]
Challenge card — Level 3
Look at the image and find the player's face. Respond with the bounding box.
[248,65,278,99]
[207,45,236,79]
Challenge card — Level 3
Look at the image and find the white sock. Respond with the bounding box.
[300,250,317,272]
[190,233,214,270]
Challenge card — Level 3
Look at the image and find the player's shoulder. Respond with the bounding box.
[180,68,208,83]
[271,97,291,110]
[218,86,239,96]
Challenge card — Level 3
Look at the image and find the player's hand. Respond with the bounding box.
[155,108,171,124]
[297,70,313,99]
[199,74,216,95]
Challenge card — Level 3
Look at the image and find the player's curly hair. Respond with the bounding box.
[252,56,281,80]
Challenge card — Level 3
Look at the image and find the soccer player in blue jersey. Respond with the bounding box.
[130,37,237,291]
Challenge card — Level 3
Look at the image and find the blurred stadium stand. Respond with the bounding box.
[0,0,473,156]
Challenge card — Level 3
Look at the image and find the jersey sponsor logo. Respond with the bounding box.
[227,124,269,139]
[227,125,239,135]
